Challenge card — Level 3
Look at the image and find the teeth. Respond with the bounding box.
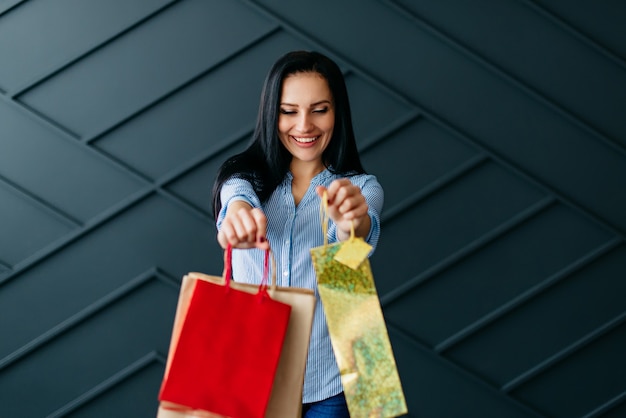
[294,136,318,143]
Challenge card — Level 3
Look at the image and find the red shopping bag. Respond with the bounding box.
[159,247,291,418]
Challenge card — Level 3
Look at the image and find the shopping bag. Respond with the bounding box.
[158,247,316,418]
[310,193,408,418]
[158,247,292,418]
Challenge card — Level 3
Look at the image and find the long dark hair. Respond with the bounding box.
[211,50,365,217]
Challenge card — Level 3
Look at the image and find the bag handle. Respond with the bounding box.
[224,244,277,292]
[320,190,356,247]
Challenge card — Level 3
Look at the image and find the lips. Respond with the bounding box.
[293,136,318,144]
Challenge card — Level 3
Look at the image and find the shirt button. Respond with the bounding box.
[283,270,288,277]
[285,240,290,245]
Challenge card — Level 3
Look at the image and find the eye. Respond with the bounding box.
[313,107,329,114]
[280,108,296,115]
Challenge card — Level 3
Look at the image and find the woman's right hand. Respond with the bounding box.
[217,200,270,250]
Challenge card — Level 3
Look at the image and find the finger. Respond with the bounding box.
[332,186,353,210]
[219,219,250,248]
[326,179,349,203]
[338,192,366,214]
[341,202,369,220]
[229,212,251,244]
[250,208,270,250]
[315,185,327,198]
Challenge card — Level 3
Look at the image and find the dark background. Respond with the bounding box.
[0,0,625,417]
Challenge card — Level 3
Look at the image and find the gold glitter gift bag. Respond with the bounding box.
[310,193,407,418]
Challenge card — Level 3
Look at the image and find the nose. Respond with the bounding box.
[295,113,313,133]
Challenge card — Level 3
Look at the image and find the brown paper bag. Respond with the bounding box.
[158,252,316,418]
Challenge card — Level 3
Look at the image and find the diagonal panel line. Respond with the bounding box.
[84,25,281,144]
[0,187,154,287]
[501,310,626,394]
[0,99,251,286]
[0,0,26,18]
[0,258,10,272]
[383,0,626,157]
[387,322,547,417]
[1,83,247,286]
[156,187,214,223]
[435,237,623,354]
[381,195,555,306]
[0,267,176,371]
[381,153,488,223]
[244,0,626,240]
[242,0,420,111]
[0,173,82,227]
[45,351,163,418]
[581,390,626,418]
[359,110,422,154]
[9,0,183,98]
[521,0,626,71]
[0,90,153,186]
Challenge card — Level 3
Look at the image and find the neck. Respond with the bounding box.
[290,160,326,182]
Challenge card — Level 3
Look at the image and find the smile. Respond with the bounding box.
[293,136,319,144]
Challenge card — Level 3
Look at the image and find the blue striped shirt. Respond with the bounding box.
[217,168,384,403]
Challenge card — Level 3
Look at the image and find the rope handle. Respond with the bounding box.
[224,243,277,292]
[320,190,356,246]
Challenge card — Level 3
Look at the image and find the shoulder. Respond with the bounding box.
[220,176,260,206]
[348,173,380,186]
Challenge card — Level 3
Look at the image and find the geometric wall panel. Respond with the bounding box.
[92,30,306,180]
[385,203,616,348]
[0,0,173,93]
[344,72,417,149]
[62,359,165,417]
[16,0,277,138]
[532,0,626,62]
[164,139,249,215]
[0,195,215,362]
[0,100,146,222]
[512,319,626,417]
[445,246,626,388]
[360,118,481,212]
[0,181,74,267]
[59,355,165,418]
[0,275,176,417]
[373,161,547,296]
[390,327,536,418]
[2,0,625,416]
[394,0,626,144]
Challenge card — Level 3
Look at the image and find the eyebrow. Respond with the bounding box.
[280,100,332,107]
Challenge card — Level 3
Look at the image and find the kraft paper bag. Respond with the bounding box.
[158,248,316,418]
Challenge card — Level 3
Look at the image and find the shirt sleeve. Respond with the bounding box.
[327,174,384,253]
[216,177,262,230]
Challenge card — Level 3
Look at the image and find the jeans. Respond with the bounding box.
[302,392,350,417]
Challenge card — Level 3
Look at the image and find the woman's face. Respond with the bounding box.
[278,72,335,170]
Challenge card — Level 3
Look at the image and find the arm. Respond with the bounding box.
[216,178,270,250]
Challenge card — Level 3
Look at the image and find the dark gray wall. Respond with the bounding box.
[1,1,625,417]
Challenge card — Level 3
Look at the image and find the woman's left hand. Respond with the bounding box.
[316,179,371,240]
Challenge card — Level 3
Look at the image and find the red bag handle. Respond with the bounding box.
[224,244,275,294]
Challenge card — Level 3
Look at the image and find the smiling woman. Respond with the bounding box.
[278,72,336,204]
[278,72,334,153]
[210,51,384,417]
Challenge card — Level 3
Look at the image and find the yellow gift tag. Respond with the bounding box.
[334,238,372,269]
[333,220,373,270]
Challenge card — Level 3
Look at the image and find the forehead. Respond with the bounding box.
[281,72,332,103]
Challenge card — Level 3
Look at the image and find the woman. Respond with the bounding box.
[212,50,384,417]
